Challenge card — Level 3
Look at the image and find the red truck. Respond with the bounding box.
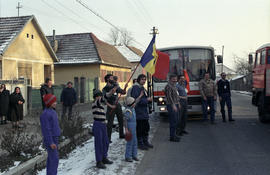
[250,43,270,122]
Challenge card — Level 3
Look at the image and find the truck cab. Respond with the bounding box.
[250,43,270,122]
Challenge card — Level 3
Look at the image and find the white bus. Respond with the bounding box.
[152,46,217,115]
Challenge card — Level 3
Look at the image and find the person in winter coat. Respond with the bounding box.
[40,78,54,110]
[92,89,113,169]
[40,94,61,175]
[124,97,139,162]
[217,72,235,122]
[131,74,153,150]
[0,84,10,125]
[9,87,25,128]
[102,74,127,142]
[60,82,77,120]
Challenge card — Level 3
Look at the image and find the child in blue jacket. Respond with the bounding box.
[124,97,139,162]
[40,94,60,175]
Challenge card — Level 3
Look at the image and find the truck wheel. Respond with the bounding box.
[258,95,268,123]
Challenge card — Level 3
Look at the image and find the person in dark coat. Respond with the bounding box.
[60,81,77,120]
[131,74,153,150]
[217,72,235,122]
[40,78,54,110]
[0,84,10,125]
[9,87,25,128]
[102,74,127,143]
[40,94,60,175]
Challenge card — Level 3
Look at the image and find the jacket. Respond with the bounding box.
[217,79,231,96]
[102,84,125,105]
[130,83,149,120]
[164,82,179,105]
[199,78,217,98]
[60,87,77,106]
[9,92,25,121]
[40,108,61,147]
[0,89,10,116]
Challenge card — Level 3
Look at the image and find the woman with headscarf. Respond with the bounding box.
[0,84,10,125]
[9,87,25,128]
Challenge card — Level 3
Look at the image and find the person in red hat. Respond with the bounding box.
[40,94,60,175]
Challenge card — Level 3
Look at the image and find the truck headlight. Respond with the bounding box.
[158,97,164,102]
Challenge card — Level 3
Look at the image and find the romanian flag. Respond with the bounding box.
[140,36,169,80]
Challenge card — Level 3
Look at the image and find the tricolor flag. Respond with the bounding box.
[140,36,169,80]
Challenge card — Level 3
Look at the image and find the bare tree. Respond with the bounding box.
[233,54,253,75]
[120,28,134,46]
[107,27,134,46]
[108,28,120,46]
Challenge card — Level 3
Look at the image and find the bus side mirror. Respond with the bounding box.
[217,55,223,64]
[248,54,253,64]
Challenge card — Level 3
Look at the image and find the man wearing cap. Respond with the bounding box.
[40,94,60,175]
[217,72,235,122]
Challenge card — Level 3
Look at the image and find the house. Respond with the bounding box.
[216,64,237,80]
[115,45,145,82]
[0,15,58,88]
[47,32,131,102]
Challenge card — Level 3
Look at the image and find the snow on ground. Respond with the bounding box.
[232,90,252,96]
[38,115,159,175]
[0,161,21,175]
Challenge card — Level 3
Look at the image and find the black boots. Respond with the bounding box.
[96,161,106,169]
[96,158,113,169]
[102,157,113,164]
[143,136,154,149]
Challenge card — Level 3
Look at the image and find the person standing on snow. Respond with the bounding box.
[40,94,60,175]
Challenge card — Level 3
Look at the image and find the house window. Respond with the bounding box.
[18,62,32,80]
[26,33,29,38]
[31,35,34,39]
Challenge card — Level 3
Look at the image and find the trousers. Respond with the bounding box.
[93,121,109,162]
[46,137,59,175]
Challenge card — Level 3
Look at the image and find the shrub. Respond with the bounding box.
[0,127,40,157]
[60,112,84,139]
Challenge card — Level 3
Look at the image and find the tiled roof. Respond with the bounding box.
[115,45,141,63]
[127,46,144,57]
[47,33,131,68]
[216,64,236,74]
[47,33,99,64]
[0,15,33,55]
[90,33,131,68]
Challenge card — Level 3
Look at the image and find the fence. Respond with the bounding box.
[230,73,252,92]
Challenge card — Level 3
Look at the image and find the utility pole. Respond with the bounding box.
[221,45,224,73]
[147,26,159,113]
[16,2,22,17]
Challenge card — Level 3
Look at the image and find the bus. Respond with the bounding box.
[152,46,217,115]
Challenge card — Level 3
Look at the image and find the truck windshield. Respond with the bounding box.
[153,48,215,82]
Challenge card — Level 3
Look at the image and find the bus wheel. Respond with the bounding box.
[258,94,268,123]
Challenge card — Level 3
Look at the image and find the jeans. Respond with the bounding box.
[202,97,215,122]
[220,93,232,120]
[125,122,137,159]
[177,99,187,133]
[167,104,179,138]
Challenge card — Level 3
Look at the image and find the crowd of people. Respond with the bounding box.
[1,71,234,174]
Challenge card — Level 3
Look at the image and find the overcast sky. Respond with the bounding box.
[1,0,270,69]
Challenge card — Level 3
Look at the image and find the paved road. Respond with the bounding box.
[135,91,270,175]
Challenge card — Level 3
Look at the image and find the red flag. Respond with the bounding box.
[183,69,190,92]
[153,50,169,80]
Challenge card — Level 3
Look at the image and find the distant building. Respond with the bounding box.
[216,64,237,80]
[0,15,58,88]
[115,45,145,83]
[47,32,131,102]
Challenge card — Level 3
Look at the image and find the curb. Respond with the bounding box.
[3,129,90,175]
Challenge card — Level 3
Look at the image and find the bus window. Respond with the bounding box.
[268,50,270,64]
[261,50,266,65]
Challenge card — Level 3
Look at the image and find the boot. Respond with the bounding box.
[96,161,106,169]
[138,137,148,150]
[143,136,153,149]
[102,157,113,164]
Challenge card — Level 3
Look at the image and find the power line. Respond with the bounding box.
[135,0,154,24]
[76,0,146,48]
[40,0,92,32]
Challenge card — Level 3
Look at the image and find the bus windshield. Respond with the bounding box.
[153,48,215,82]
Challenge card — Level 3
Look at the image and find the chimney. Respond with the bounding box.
[52,29,58,52]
